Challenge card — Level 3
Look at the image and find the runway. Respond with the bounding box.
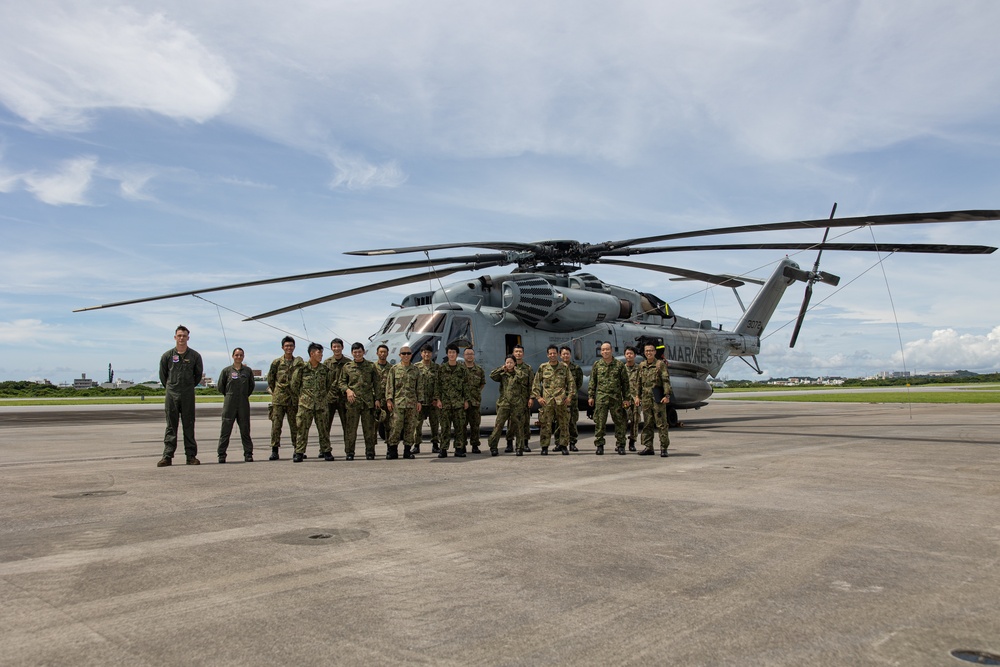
[0,400,997,666]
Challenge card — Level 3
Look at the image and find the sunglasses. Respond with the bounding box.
[400,351,412,355]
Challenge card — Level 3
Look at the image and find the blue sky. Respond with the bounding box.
[2,0,999,384]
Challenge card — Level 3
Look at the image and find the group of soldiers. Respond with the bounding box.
[268,337,673,462]
[155,324,673,467]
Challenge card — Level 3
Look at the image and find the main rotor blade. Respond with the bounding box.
[245,260,506,320]
[595,259,746,288]
[788,283,813,348]
[73,253,510,312]
[603,242,997,256]
[346,241,536,256]
[605,210,1000,250]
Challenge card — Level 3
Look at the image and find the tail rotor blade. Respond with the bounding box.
[789,284,813,348]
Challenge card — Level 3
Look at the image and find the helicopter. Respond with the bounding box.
[76,207,998,425]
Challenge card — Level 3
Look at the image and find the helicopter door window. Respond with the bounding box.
[448,316,474,348]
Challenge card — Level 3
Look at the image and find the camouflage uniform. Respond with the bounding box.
[374,360,392,440]
[292,362,333,456]
[415,360,440,449]
[555,361,584,448]
[638,359,672,452]
[386,364,424,451]
[625,362,641,446]
[267,355,303,450]
[340,358,380,458]
[532,361,576,451]
[588,357,630,450]
[464,363,486,449]
[512,361,534,448]
[488,365,532,453]
[436,362,470,453]
[323,355,349,445]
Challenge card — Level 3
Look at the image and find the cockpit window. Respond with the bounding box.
[411,313,446,334]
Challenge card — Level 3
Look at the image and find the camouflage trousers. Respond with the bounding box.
[326,400,348,445]
[388,406,419,447]
[538,401,570,449]
[439,406,467,452]
[593,397,627,448]
[625,402,641,441]
[489,403,527,451]
[553,402,579,446]
[464,404,482,447]
[641,400,670,451]
[296,407,331,455]
[415,403,440,446]
[344,406,378,455]
[270,402,298,449]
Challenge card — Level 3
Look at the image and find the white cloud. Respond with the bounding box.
[893,326,1000,372]
[0,2,236,131]
[22,156,97,205]
[327,150,407,190]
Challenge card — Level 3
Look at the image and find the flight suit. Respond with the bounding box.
[159,346,203,460]
[532,361,576,451]
[340,358,380,458]
[217,364,255,459]
[267,355,303,450]
[588,357,630,451]
[436,362,470,453]
[292,362,333,456]
[638,359,672,453]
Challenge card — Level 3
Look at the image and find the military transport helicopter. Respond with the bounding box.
[76,208,998,425]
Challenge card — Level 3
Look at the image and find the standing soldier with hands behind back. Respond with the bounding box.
[436,343,470,458]
[292,343,335,463]
[638,343,672,457]
[340,342,381,460]
[385,346,423,459]
[588,342,631,456]
[463,348,486,453]
[157,325,203,467]
[267,336,302,461]
[216,347,255,463]
[532,344,576,456]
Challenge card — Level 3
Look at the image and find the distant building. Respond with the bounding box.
[73,373,98,390]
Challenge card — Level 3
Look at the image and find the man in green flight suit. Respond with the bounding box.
[340,342,381,460]
[638,343,672,457]
[267,336,303,461]
[157,325,203,467]
[292,342,335,463]
[532,344,576,455]
[436,343,470,458]
[587,342,631,455]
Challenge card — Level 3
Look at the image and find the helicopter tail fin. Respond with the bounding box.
[734,258,799,338]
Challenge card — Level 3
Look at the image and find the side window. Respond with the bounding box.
[449,316,474,348]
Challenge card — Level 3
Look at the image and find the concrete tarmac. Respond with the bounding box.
[0,401,997,666]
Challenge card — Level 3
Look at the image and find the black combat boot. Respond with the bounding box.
[292,452,304,463]
[455,448,466,457]
[269,447,280,460]
[386,446,399,460]
[431,443,440,454]
[490,448,499,456]
[403,445,414,459]
[244,453,253,462]
[569,444,579,452]
[638,447,654,456]
[438,449,448,458]
[628,438,636,452]
[660,449,669,457]
[504,441,514,453]
[595,445,604,455]
[471,444,481,454]
[541,447,548,456]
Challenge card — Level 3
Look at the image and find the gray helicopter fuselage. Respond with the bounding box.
[366,260,799,415]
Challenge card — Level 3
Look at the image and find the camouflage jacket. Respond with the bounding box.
[374,361,392,407]
[339,358,379,409]
[386,363,424,409]
[267,355,304,406]
[323,356,349,404]
[490,365,531,408]
[625,363,640,400]
[292,362,333,411]
[416,361,439,404]
[436,362,470,409]
[531,361,576,404]
[567,362,584,402]
[588,357,630,403]
[464,363,486,406]
[637,359,671,402]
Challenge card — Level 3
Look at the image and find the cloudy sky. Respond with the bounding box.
[2,0,999,384]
